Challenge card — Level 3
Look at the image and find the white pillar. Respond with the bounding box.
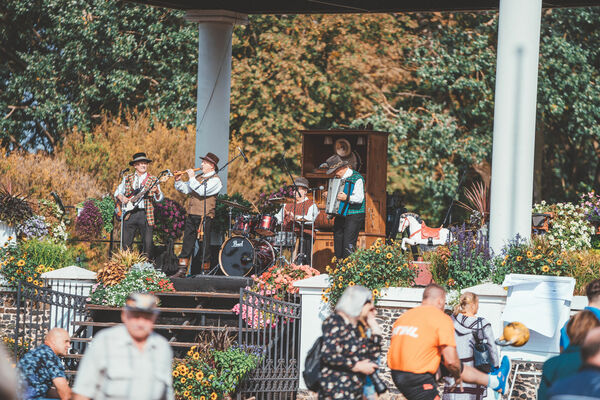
[185,11,247,192]
[489,0,542,253]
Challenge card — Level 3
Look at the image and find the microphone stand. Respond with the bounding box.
[281,153,302,264]
[309,188,318,267]
[196,153,246,276]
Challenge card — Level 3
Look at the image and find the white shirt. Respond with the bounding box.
[174,170,222,197]
[73,324,174,400]
[342,168,365,204]
[274,197,320,224]
[114,172,164,209]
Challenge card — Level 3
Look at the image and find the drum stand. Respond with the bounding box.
[226,206,234,239]
[274,216,289,267]
[294,219,308,266]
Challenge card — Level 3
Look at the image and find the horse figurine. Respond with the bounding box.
[398,212,452,250]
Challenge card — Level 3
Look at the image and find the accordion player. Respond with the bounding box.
[323,155,366,259]
[325,178,355,216]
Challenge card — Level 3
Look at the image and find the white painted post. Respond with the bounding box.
[294,275,331,390]
[185,10,248,192]
[42,266,97,335]
[489,0,543,253]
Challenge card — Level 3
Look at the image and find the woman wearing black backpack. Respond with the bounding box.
[443,292,499,400]
[318,285,383,399]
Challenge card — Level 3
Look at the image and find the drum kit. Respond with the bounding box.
[217,197,310,277]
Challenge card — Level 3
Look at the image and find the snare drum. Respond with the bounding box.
[255,214,277,237]
[268,231,296,248]
[232,215,256,236]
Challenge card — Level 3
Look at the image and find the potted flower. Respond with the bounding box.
[153,198,186,245]
[75,200,104,240]
[0,184,34,246]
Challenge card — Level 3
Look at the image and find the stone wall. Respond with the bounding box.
[296,303,542,400]
[0,288,53,352]
[0,289,17,339]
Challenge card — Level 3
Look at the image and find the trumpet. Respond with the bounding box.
[170,167,202,179]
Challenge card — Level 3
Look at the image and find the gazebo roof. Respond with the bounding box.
[131,0,600,13]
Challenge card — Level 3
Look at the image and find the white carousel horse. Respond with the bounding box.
[398,212,452,250]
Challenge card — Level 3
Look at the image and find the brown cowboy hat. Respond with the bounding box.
[325,155,349,175]
[294,177,309,189]
[200,152,220,168]
[129,152,152,166]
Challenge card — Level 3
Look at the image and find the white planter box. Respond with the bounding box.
[0,221,16,248]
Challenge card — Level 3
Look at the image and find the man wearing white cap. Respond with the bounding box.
[73,293,173,400]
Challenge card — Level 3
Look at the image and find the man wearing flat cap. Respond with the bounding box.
[173,152,223,277]
[274,177,320,264]
[325,154,366,260]
[114,152,163,258]
[73,293,174,400]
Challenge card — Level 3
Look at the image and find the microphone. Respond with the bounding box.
[310,186,325,191]
[238,147,249,163]
[120,168,130,176]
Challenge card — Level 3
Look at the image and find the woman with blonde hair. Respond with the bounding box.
[443,292,499,400]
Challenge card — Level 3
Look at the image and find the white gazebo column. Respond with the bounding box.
[185,10,248,191]
[489,0,542,253]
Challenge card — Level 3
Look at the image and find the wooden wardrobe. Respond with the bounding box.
[301,129,389,270]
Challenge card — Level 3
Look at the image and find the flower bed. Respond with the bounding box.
[0,239,77,287]
[233,263,319,328]
[173,345,262,400]
[323,238,416,305]
[89,262,174,306]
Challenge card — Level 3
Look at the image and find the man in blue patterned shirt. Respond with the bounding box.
[18,328,72,400]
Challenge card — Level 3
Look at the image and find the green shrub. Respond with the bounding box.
[492,236,572,284]
[22,238,78,271]
[324,238,416,306]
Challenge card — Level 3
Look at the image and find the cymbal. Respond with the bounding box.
[218,199,250,211]
[295,217,313,223]
[268,196,293,204]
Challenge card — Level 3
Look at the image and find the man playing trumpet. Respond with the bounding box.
[172,152,222,277]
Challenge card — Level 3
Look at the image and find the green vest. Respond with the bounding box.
[346,170,365,215]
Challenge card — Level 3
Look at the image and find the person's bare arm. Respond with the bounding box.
[72,394,90,400]
[51,377,72,400]
[441,345,463,389]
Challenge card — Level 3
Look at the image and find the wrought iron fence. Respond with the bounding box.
[13,281,89,375]
[238,289,302,399]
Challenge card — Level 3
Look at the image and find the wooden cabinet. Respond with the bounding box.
[301,129,389,270]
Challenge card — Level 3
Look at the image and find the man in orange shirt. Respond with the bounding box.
[387,284,511,400]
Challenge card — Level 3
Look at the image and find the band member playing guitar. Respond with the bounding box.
[274,177,319,264]
[325,154,366,259]
[114,152,163,258]
[173,152,222,277]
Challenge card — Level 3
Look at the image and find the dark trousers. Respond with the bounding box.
[179,214,212,275]
[391,370,440,400]
[122,209,153,258]
[333,213,365,259]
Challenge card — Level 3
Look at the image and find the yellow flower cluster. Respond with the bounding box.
[173,347,219,400]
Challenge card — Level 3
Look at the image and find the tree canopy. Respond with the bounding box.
[0,0,198,150]
[2,2,600,223]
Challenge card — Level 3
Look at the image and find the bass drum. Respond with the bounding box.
[219,236,275,276]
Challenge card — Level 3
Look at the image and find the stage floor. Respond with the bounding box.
[171,275,252,293]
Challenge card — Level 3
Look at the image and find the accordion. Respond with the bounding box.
[325,178,356,217]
